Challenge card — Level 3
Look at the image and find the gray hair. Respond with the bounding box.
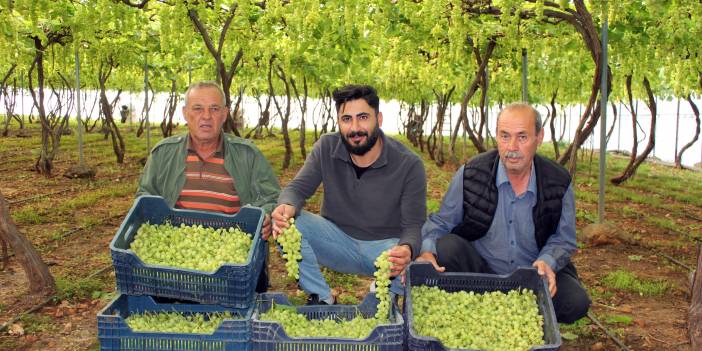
[496,102,542,133]
[183,81,226,107]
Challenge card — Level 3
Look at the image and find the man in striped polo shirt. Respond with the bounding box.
[137,81,280,291]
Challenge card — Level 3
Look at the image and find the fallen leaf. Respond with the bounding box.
[590,342,605,351]
[619,305,633,313]
[561,332,578,341]
[8,323,24,336]
[633,319,645,328]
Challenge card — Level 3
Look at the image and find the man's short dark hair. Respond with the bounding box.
[332,85,380,115]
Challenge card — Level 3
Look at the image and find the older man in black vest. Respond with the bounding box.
[418,103,590,323]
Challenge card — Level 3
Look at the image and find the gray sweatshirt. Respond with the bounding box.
[278,131,427,257]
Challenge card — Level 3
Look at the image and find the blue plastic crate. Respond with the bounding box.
[252,292,404,351]
[110,195,265,308]
[405,263,562,351]
[97,294,252,351]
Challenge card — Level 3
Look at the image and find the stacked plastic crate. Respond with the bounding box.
[251,292,405,351]
[97,195,265,351]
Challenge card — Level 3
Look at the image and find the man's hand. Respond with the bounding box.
[271,204,296,239]
[533,260,557,297]
[416,252,446,272]
[261,214,272,240]
[387,244,412,277]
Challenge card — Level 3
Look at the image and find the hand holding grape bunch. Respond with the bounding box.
[275,217,303,280]
[373,250,392,321]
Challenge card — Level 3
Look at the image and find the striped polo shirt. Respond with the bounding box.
[175,137,242,214]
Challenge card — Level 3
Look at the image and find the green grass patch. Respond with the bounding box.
[601,269,670,296]
[619,205,639,219]
[55,276,108,302]
[576,208,596,223]
[574,190,598,204]
[588,286,614,301]
[427,198,441,214]
[321,268,364,292]
[19,314,58,334]
[287,292,307,306]
[11,207,45,225]
[604,314,633,325]
[337,295,360,305]
[59,182,134,211]
[560,317,592,340]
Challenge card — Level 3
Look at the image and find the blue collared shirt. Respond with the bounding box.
[420,159,577,274]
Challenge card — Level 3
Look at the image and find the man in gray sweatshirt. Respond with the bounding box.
[271,84,427,305]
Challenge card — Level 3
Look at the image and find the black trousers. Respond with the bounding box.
[436,233,591,324]
[255,241,270,293]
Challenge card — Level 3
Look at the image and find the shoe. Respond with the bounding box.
[306,294,335,305]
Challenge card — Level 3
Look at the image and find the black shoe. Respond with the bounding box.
[306,294,335,305]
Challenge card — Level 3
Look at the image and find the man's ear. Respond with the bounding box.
[377,111,383,127]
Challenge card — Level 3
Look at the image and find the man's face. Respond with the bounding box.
[337,99,382,156]
[182,87,228,144]
[496,107,544,175]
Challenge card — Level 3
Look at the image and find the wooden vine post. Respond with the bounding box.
[690,245,702,348]
[0,191,55,294]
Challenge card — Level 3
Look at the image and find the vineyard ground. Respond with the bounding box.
[0,123,701,351]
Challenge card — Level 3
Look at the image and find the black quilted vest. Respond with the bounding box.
[451,149,571,250]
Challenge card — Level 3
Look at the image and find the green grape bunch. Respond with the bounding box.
[275,218,302,280]
[373,250,392,321]
[126,311,235,334]
[259,306,380,339]
[130,222,252,272]
[411,286,545,351]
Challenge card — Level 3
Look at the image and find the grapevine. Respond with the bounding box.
[411,286,544,351]
[126,311,235,334]
[275,218,302,280]
[130,222,252,272]
[373,250,392,321]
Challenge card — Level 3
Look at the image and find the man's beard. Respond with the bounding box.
[341,125,380,156]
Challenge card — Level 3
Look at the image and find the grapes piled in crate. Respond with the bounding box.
[405,263,562,351]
